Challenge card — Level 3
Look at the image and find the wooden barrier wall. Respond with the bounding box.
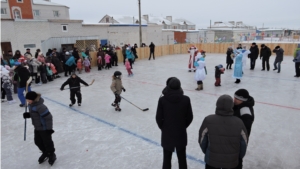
[87,43,298,65]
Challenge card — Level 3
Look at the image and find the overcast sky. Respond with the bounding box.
[52,0,300,29]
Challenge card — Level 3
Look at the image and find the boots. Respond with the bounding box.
[48,153,56,166]
[200,84,203,90]
[195,84,203,91]
[38,153,49,164]
[195,85,200,91]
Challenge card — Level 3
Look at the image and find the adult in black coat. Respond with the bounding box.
[149,42,155,60]
[51,53,63,75]
[226,47,234,69]
[131,44,138,59]
[248,43,259,70]
[156,77,193,169]
[260,44,272,71]
[14,63,31,107]
[60,73,89,107]
[72,48,80,62]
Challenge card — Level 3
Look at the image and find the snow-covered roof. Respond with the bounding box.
[147,16,172,25]
[212,22,235,28]
[100,15,147,25]
[32,0,68,7]
[172,18,195,25]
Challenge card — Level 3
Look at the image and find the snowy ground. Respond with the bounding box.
[1,53,300,169]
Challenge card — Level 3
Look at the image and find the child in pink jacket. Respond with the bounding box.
[83,58,90,73]
[125,59,133,76]
[104,53,111,70]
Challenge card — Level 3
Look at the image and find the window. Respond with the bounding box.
[13,9,21,19]
[24,44,36,48]
[62,25,68,32]
[106,17,109,23]
[53,11,59,17]
[1,8,7,14]
[17,0,23,2]
[33,10,40,16]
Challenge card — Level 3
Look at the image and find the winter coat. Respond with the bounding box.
[73,51,80,61]
[83,59,90,67]
[110,78,124,95]
[233,52,243,79]
[273,48,284,62]
[125,50,134,60]
[28,58,41,73]
[242,50,250,72]
[81,52,88,59]
[3,54,13,67]
[149,43,155,52]
[215,66,224,78]
[294,44,300,62]
[97,56,102,65]
[125,61,131,69]
[233,96,255,136]
[199,95,248,169]
[46,66,53,76]
[65,56,76,67]
[156,81,193,152]
[249,45,259,59]
[105,54,111,63]
[226,50,234,64]
[195,60,206,81]
[61,76,89,92]
[13,65,31,88]
[77,58,83,69]
[51,56,63,73]
[260,46,271,59]
[37,55,45,63]
[49,63,57,74]
[28,94,53,130]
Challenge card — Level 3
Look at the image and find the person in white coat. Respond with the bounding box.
[241,46,251,74]
[194,57,206,90]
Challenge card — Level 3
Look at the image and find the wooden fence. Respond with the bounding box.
[87,43,299,66]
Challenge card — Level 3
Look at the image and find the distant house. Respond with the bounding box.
[99,14,147,25]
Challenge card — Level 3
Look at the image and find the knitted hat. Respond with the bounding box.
[252,42,256,45]
[167,77,181,90]
[234,89,249,101]
[261,44,265,47]
[165,77,175,85]
[25,91,38,100]
[275,46,280,49]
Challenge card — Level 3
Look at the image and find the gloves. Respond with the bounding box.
[47,129,55,134]
[122,88,126,92]
[60,88,64,91]
[23,112,31,119]
[86,84,89,87]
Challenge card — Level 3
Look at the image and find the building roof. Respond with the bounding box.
[100,15,147,25]
[172,18,195,25]
[147,16,172,25]
[32,0,68,7]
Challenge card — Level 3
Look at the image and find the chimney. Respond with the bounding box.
[228,21,235,25]
[166,16,172,22]
[143,15,149,23]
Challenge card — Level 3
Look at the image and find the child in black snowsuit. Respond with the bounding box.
[215,64,225,86]
[60,72,89,107]
[23,91,56,166]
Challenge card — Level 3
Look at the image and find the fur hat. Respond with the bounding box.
[234,89,249,101]
[38,52,43,56]
[167,77,181,90]
[25,91,38,101]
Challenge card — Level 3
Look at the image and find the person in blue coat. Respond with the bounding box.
[125,47,134,69]
[65,52,76,75]
[233,50,243,83]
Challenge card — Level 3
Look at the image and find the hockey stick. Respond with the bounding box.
[120,96,149,111]
[24,76,32,141]
[63,79,95,90]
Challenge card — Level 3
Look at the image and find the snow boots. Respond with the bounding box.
[195,84,203,91]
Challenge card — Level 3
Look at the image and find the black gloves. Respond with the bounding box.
[47,129,55,134]
[23,112,31,119]
[60,88,64,91]
[122,88,126,92]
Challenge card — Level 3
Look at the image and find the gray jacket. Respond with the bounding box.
[28,94,53,130]
[273,48,284,62]
[28,58,41,73]
[199,95,248,169]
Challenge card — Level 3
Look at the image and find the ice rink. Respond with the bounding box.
[1,53,300,169]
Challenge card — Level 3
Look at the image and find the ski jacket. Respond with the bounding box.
[233,96,255,136]
[110,78,124,95]
[61,76,89,91]
[14,66,30,88]
[273,48,284,62]
[199,95,248,169]
[156,78,193,151]
[28,94,53,130]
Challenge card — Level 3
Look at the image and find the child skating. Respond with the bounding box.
[125,59,133,76]
[23,91,56,166]
[60,72,89,107]
[215,64,225,86]
[110,71,126,111]
[194,57,206,90]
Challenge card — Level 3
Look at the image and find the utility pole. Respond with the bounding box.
[138,0,142,47]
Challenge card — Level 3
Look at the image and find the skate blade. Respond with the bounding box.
[39,157,49,164]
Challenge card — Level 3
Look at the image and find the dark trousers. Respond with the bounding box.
[197,81,203,85]
[262,57,270,70]
[215,77,221,86]
[114,94,121,104]
[113,56,118,66]
[98,64,102,70]
[250,58,256,69]
[295,62,300,76]
[33,73,40,84]
[34,130,55,154]
[205,158,242,169]
[64,65,72,76]
[163,148,187,169]
[105,63,110,69]
[1,80,6,100]
[149,51,155,60]
[226,64,232,69]
[123,54,126,65]
[70,90,82,104]
[129,59,133,69]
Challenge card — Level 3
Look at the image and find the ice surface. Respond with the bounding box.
[1,53,300,169]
